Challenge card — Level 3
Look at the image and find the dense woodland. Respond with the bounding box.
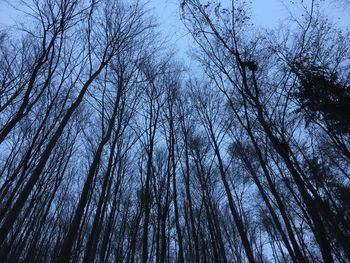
[0,0,349,262]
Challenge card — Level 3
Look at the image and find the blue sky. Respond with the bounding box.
[147,0,350,54]
[1,0,349,55]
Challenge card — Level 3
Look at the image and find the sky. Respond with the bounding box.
[146,0,350,55]
[1,0,349,56]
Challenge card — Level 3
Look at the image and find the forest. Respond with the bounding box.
[0,0,349,262]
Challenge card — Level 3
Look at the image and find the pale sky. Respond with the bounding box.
[147,0,350,54]
[1,0,349,55]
